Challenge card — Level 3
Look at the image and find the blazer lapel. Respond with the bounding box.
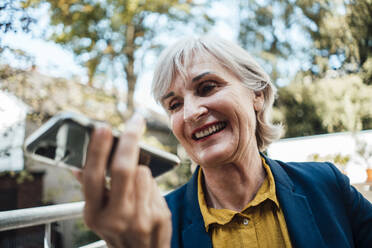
[181,167,213,248]
[264,156,327,248]
[182,221,213,248]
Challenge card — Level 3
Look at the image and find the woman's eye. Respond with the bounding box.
[168,102,181,111]
[198,82,217,96]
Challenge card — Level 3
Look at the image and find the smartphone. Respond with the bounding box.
[24,111,180,177]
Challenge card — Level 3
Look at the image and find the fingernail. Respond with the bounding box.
[92,122,111,139]
[94,121,106,129]
[127,112,146,135]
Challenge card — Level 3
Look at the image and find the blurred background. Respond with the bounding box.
[0,0,371,247]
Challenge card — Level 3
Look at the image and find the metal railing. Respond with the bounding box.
[0,201,107,248]
[0,184,370,248]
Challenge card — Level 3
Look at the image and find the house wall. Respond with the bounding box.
[267,130,372,184]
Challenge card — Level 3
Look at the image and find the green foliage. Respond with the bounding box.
[73,219,100,247]
[239,0,372,137]
[157,158,193,191]
[311,75,372,132]
[237,0,301,83]
[142,135,172,152]
[307,153,350,172]
[275,74,372,137]
[238,0,372,84]
[0,170,34,184]
[23,0,212,116]
[275,81,326,137]
[361,57,372,85]
[300,0,372,80]
[0,64,124,125]
[309,153,350,165]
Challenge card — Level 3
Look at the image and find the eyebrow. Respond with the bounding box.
[192,71,211,82]
[161,91,174,102]
[161,71,213,102]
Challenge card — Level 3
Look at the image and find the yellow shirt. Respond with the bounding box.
[197,158,292,248]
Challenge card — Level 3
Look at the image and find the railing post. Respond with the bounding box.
[44,223,52,248]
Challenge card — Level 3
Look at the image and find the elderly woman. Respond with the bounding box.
[79,36,372,248]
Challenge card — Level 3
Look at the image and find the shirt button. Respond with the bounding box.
[243,218,249,225]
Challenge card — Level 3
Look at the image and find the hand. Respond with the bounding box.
[74,114,172,248]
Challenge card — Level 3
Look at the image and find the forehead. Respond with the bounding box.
[166,56,237,92]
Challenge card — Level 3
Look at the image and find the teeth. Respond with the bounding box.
[194,122,226,140]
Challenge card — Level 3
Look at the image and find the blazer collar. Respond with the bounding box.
[262,155,327,248]
[182,166,212,248]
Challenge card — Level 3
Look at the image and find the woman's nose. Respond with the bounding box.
[183,98,207,123]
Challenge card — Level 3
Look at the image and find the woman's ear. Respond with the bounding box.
[253,91,264,112]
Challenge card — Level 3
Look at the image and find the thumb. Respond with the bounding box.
[70,168,83,184]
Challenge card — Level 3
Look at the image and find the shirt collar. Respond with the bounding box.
[197,156,280,231]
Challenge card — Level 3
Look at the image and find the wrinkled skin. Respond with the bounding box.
[163,58,264,169]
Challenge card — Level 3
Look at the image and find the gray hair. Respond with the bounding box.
[152,35,282,151]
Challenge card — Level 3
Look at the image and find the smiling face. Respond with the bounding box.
[162,57,264,168]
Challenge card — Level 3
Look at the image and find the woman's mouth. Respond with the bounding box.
[192,122,227,141]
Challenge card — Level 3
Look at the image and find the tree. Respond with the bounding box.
[293,0,372,83]
[0,0,35,35]
[0,0,36,56]
[24,0,212,118]
[275,74,372,137]
[237,0,291,83]
[237,0,372,85]
[344,0,372,84]
[274,78,327,138]
[238,0,372,137]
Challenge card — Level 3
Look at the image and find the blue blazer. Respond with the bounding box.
[165,156,372,248]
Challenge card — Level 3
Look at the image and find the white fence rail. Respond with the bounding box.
[0,201,106,248]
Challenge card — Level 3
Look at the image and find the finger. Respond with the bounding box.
[83,125,113,214]
[70,168,83,184]
[134,166,152,216]
[151,178,167,208]
[132,170,159,248]
[150,180,172,248]
[152,218,172,248]
[133,168,153,247]
[118,167,152,248]
[109,113,145,208]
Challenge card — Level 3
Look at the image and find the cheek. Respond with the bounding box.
[170,114,184,142]
[227,95,257,138]
[170,116,177,135]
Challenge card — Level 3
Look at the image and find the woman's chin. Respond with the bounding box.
[196,147,235,168]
